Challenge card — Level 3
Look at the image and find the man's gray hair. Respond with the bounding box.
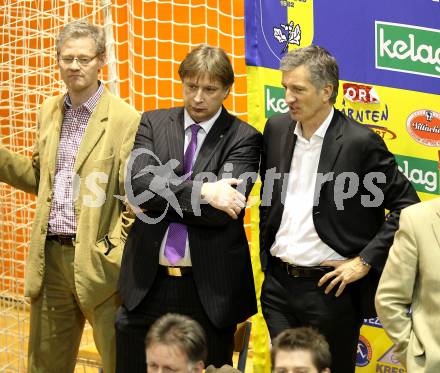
[56,20,105,56]
[145,313,208,365]
[280,45,339,104]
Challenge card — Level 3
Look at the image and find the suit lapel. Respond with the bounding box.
[166,108,185,175]
[192,107,230,174]
[280,120,297,174]
[317,110,343,175]
[74,92,108,172]
[47,97,64,185]
[272,118,296,226]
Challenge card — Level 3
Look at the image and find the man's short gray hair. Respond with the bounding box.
[56,20,105,56]
[280,45,339,104]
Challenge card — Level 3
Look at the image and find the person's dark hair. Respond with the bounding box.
[56,20,106,57]
[145,313,207,364]
[271,327,331,371]
[280,45,339,104]
[178,44,234,88]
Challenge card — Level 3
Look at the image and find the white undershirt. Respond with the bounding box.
[158,107,221,266]
[270,108,347,266]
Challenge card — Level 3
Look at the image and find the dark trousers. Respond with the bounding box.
[261,261,363,373]
[115,269,235,373]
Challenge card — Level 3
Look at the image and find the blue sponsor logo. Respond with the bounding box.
[356,336,372,367]
[363,317,383,328]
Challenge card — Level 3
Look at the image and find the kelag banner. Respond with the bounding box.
[245,1,440,372]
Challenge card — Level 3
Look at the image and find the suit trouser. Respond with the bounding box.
[115,268,235,373]
[27,239,120,373]
[261,261,363,373]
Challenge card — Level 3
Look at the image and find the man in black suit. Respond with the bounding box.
[115,45,261,372]
[259,45,419,373]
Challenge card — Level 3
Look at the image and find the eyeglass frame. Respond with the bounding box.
[57,53,101,66]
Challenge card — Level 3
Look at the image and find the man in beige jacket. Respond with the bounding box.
[375,197,440,372]
[0,21,139,372]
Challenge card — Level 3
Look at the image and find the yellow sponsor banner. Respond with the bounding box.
[336,81,440,202]
[336,81,439,161]
[357,324,406,373]
[249,183,272,373]
[247,65,282,133]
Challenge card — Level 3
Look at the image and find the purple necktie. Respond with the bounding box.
[164,124,202,265]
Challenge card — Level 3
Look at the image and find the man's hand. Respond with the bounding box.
[201,178,246,219]
[318,257,371,297]
[122,196,145,215]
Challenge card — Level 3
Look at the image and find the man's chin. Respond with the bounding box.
[65,82,83,91]
[189,110,209,123]
[289,111,299,121]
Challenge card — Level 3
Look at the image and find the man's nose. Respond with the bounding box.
[69,59,81,69]
[285,89,296,104]
[194,88,204,102]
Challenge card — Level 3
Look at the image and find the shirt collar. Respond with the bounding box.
[183,107,222,135]
[64,81,104,113]
[294,107,334,140]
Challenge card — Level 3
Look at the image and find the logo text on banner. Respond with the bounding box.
[376,21,440,78]
[406,109,440,147]
[395,154,439,194]
[265,85,289,117]
[343,83,380,103]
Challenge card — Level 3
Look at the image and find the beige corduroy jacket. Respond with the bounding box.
[0,88,140,310]
[376,197,440,372]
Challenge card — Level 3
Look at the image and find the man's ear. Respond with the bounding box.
[98,53,107,69]
[321,84,333,103]
[192,360,204,373]
[223,86,231,99]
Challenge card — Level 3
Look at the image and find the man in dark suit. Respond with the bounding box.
[259,45,419,373]
[115,45,261,372]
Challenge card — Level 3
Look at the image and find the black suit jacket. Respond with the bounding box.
[119,107,261,328]
[259,109,419,317]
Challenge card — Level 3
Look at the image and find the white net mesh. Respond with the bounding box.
[0,1,247,371]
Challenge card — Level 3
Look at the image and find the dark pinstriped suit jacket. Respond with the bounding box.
[118,106,261,328]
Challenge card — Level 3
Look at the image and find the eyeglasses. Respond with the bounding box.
[58,54,99,66]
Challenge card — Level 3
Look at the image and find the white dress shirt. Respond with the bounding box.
[270,108,347,266]
[159,107,222,266]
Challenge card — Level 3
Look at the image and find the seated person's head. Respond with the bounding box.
[145,313,207,373]
[271,327,331,373]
